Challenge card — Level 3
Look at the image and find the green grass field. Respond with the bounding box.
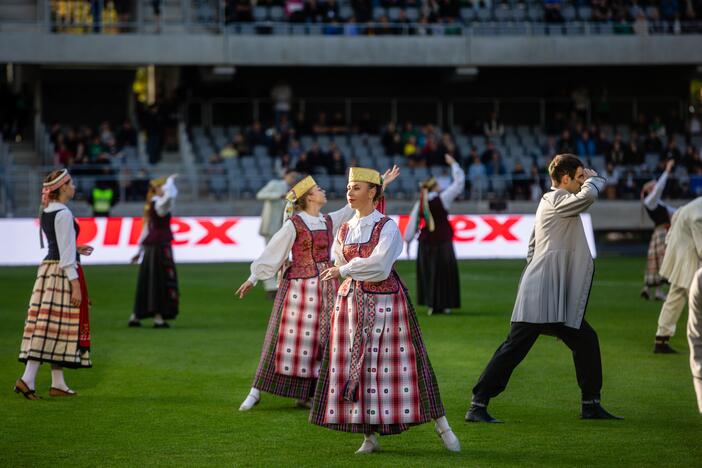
[1,257,700,467]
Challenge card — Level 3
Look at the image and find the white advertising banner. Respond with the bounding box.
[0,214,596,266]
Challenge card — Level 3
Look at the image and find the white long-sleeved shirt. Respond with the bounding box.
[247,204,354,284]
[138,176,178,249]
[335,209,403,282]
[404,162,465,241]
[643,171,676,216]
[44,202,78,280]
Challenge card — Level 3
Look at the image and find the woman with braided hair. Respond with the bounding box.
[312,167,460,454]
[235,167,399,412]
[128,174,179,328]
[404,154,464,315]
[14,169,94,400]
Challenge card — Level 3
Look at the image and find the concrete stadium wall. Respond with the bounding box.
[2,32,702,66]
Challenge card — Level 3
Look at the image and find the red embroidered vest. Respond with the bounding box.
[339,216,400,294]
[284,213,333,279]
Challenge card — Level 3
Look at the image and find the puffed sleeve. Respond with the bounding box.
[154,175,178,217]
[55,209,78,280]
[438,161,465,210]
[247,220,296,285]
[404,201,420,242]
[328,204,355,235]
[338,220,403,282]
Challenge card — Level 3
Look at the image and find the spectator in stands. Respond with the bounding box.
[247,121,267,146]
[268,130,287,158]
[662,136,682,161]
[483,112,504,139]
[627,138,644,165]
[404,135,423,167]
[603,162,620,199]
[576,130,597,156]
[423,133,442,166]
[328,149,347,175]
[293,111,311,134]
[271,81,293,127]
[233,131,250,155]
[633,10,649,34]
[88,165,119,216]
[689,113,701,136]
[596,129,613,155]
[294,152,314,174]
[401,121,421,144]
[99,121,114,145]
[468,153,487,199]
[557,129,575,154]
[275,153,294,177]
[481,140,498,165]
[438,0,460,20]
[207,153,227,199]
[141,104,165,164]
[382,121,399,152]
[87,135,104,162]
[151,0,162,32]
[220,142,239,159]
[486,151,507,196]
[542,135,559,158]
[592,0,612,21]
[544,0,565,22]
[307,142,328,170]
[322,0,341,21]
[230,0,254,22]
[351,0,372,22]
[305,0,323,22]
[644,130,664,154]
[286,0,306,21]
[55,139,73,167]
[117,119,137,149]
[607,137,627,165]
[529,165,545,201]
[650,115,667,139]
[660,0,680,20]
[511,162,530,200]
[682,145,702,173]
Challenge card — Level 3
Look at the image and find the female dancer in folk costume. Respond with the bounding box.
[404,154,465,315]
[128,174,179,328]
[15,169,94,399]
[312,167,460,454]
[236,168,400,411]
[641,159,676,301]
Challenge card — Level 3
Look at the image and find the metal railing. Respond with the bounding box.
[184,96,688,133]
[1,1,700,36]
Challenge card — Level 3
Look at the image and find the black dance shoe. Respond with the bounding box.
[153,322,170,329]
[128,320,141,328]
[465,405,503,423]
[581,402,623,420]
[654,336,678,354]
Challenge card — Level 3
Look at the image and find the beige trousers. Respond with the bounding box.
[687,269,702,413]
[656,284,689,337]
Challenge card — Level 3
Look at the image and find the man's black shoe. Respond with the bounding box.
[465,405,503,423]
[581,402,623,420]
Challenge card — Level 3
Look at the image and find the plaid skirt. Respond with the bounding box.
[645,224,669,287]
[252,264,338,399]
[310,285,445,435]
[19,261,91,368]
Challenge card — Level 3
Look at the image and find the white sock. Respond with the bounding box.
[129,313,138,322]
[154,314,165,325]
[51,367,69,391]
[239,387,260,411]
[435,416,450,432]
[21,360,40,390]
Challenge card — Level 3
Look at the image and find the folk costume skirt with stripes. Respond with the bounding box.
[252,261,338,399]
[645,224,669,287]
[416,240,460,310]
[19,261,92,368]
[310,284,445,435]
[134,244,179,320]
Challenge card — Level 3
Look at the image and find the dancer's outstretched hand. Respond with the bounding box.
[382,165,401,189]
[130,253,141,264]
[320,267,340,282]
[583,168,598,179]
[77,245,94,256]
[236,281,254,299]
[444,154,456,166]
